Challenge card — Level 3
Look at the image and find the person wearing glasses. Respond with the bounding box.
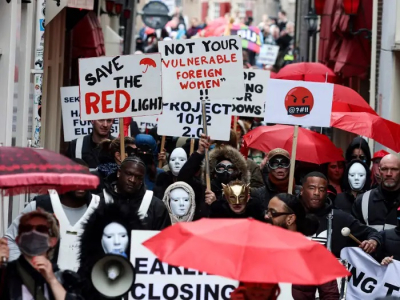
[0,209,83,300]
[251,148,301,211]
[352,154,400,231]
[345,136,372,168]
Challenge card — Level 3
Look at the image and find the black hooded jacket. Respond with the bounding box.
[376,227,400,262]
[335,160,371,214]
[100,173,171,230]
[307,198,382,258]
[78,202,143,300]
[345,137,371,167]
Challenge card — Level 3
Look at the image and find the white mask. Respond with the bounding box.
[348,163,367,191]
[101,222,129,255]
[169,188,191,217]
[169,148,187,176]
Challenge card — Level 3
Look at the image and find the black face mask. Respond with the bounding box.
[216,172,232,184]
[136,145,154,165]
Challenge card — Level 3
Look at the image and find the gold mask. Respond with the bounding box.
[222,180,250,205]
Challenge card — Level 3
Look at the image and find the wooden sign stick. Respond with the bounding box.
[190,138,195,155]
[201,99,211,191]
[288,125,299,194]
[119,118,125,161]
[158,136,166,168]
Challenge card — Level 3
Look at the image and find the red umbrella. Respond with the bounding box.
[140,58,157,73]
[243,125,344,164]
[143,218,350,284]
[332,85,377,114]
[331,112,400,152]
[276,62,336,83]
[0,147,99,196]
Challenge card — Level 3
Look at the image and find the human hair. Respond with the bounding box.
[237,282,281,300]
[275,193,319,236]
[120,155,146,170]
[279,10,287,16]
[302,171,328,185]
[19,208,60,259]
[99,137,135,158]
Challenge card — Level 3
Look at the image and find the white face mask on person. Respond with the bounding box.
[17,231,51,257]
[348,162,367,191]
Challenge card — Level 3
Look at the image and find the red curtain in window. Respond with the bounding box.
[220,2,231,17]
[201,2,209,22]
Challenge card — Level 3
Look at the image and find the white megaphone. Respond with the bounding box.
[91,254,136,298]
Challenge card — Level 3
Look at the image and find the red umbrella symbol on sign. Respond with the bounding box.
[140,58,157,73]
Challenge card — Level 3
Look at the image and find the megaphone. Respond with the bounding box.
[91,254,136,298]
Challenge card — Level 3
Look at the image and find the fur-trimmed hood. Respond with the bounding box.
[202,145,250,184]
[163,181,196,224]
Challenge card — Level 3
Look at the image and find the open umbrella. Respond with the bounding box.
[276,62,336,83]
[331,112,400,152]
[0,147,99,196]
[332,85,377,114]
[243,125,344,164]
[143,218,350,284]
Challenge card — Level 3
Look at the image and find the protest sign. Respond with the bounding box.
[258,44,280,66]
[134,115,158,133]
[232,70,269,117]
[78,54,162,121]
[60,86,119,142]
[130,230,293,300]
[159,36,245,103]
[341,247,400,299]
[157,100,232,140]
[264,79,334,127]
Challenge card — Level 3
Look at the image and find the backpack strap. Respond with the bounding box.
[361,190,372,225]
[138,191,153,220]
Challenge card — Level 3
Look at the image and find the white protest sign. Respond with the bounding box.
[264,79,334,127]
[341,247,400,299]
[78,54,162,121]
[130,230,237,300]
[159,36,245,103]
[157,101,232,140]
[60,86,119,142]
[134,115,158,133]
[258,44,280,66]
[232,70,270,117]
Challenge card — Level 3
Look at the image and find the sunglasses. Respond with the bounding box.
[215,163,235,174]
[266,209,293,218]
[351,155,366,161]
[125,147,137,157]
[19,224,50,234]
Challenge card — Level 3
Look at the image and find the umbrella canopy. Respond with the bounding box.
[276,62,336,83]
[332,85,377,114]
[243,125,344,164]
[331,112,400,152]
[0,147,99,196]
[143,218,350,284]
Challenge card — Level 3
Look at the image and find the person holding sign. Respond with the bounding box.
[66,119,115,170]
[101,156,171,230]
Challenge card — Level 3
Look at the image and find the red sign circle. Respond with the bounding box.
[284,87,314,118]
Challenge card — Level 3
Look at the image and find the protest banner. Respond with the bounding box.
[130,230,294,300]
[257,44,280,66]
[157,100,232,141]
[78,54,162,121]
[60,86,119,142]
[134,115,158,133]
[232,70,269,117]
[264,79,334,193]
[159,36,245,103]
[341,247,400,299]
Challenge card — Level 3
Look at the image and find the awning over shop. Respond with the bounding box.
[47,0,94,25]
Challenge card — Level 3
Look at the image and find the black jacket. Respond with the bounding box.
[352,185,400,229]
[153,171,175,200]
[251,177,301,210]
[376,227,400,262]
[0,256,82,300]
[66,134,115,169]
[308,199,382,258]
[335,192,356,214]
[100,175,171,230]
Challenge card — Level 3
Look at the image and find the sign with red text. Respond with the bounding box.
[78,54,162,121]
[60,86,119,142]
[159,36,245,103]
[232,70,269,117]
[264,79,333,127]
[157,101,231,141]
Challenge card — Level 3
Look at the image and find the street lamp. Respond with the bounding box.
[304,10,319,62]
